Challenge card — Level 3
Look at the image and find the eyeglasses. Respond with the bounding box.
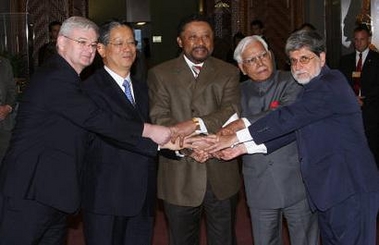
[63,35,98,50]
[288,56,315,66]
[108,40,137,49]
[242,51,269,66]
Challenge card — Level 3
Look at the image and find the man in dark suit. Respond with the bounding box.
[201,30,379,244]
[148,14,241,245]
[0,16,171,245]
[338,24,379,168]
[81,21,157,245]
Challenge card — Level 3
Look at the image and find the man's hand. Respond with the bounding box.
[189,149,210,163]
[217,119,245,136]
[357,95,365,107]
[170,119,198,147]
[0,105,12,121]
[160,137,193,150]
[185,135,214,150]
[143,123,172,145]
[216,144,247,160]
[203,134,239,153]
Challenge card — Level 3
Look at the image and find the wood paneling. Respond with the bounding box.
[247,0,304,69]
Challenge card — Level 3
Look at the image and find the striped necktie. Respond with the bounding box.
[122,79,135,105]
[192,65,202,78]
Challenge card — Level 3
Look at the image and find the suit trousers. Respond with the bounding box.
[249,197,319,245]
[83,211,154,245]
[0,196,67,245]
[318,191,379,245]
[163,184,239,245]
[0,129,11,162]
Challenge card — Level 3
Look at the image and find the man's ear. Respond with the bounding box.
[238,63,246,75]
[177,37,183,48]
[97,44,106,58]
[319,52,326,66]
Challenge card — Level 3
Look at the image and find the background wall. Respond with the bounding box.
[88,0,197,67]
[1,0,371,72]
[149,0,197,66]
[88,0,126,25]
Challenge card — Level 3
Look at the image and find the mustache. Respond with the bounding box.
[293,70,308,76]
[193,46,208,52]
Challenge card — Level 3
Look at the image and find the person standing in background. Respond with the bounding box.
[339,24,379,169]
[38,20,62,66]
[148,14,241,245]
[0,56,16,162]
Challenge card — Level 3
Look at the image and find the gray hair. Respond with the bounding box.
[233,35,268,63]
[59,16,99,38]
[285,30,325,56]
[98,21,134,45]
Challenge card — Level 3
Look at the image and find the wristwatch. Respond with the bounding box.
[192,117,200,130]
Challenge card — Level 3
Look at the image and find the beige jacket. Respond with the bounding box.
[148,55,241,206]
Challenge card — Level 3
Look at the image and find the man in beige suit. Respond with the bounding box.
[148,14,241,245]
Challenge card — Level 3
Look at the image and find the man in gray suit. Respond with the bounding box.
[0,56,16,162]
[148,14,241,245]
[218,35,319,245]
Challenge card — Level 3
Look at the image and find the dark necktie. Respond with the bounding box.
[122,79,135,105]
[354,52,362,95]
[192,65,202,78]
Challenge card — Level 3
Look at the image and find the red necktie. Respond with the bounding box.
[353,52,362,95]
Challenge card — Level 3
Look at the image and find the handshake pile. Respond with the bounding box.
[150,118,251,163]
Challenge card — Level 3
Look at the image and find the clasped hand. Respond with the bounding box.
[160,118,247,161]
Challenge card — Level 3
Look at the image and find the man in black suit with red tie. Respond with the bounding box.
[81,21,159,245]
[339,24,379,169]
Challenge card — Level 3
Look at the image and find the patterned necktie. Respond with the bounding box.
[192,65,202,78]
[354,52,362,95]
[122,79,135,105]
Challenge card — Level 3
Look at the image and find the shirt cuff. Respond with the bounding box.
[242,117,251,127]
[236,128,253,143]
[196,117,208,135]
[243,140,267,154]
[175,150,185,158]
[4,105,12,113]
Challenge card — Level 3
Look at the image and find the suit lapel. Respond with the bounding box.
[192,57,218,99]
[98,69,144,120]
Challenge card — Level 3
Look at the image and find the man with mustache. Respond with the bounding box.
[148,14,241,245]
[199,30,379,245]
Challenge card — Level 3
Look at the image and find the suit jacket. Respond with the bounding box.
[148,54,241,206]
[248,66,379,211]
[0,54,151,213]
[81,68,157,217]
[0,56,17,131]
[241,71,307,209]
[339,49,379,129]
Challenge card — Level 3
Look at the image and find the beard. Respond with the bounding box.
[292,65,321,85]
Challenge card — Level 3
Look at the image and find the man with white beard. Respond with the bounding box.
[194,30,379,245]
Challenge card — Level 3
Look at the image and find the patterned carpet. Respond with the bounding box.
[67,190,291,245]
[67,189,379,245]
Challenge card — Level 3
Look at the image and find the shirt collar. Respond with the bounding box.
[104,65,131,89]
[183,54,204,68]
